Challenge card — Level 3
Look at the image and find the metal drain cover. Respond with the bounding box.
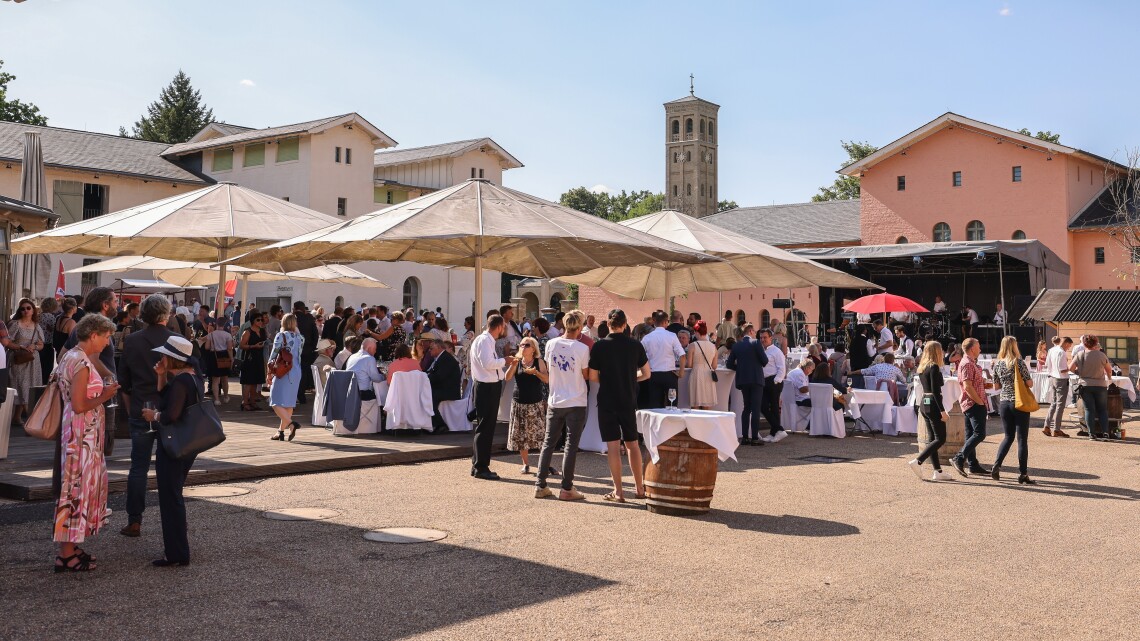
[184,485,250,498]
[795,455,852,464]
[261,508,339,521]
[364,527,448,544]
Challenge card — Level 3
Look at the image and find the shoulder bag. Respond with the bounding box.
[8,322,35,365]
[158,374,226,460]
[267,333,294,378]
[24,370,63,440]
[1013,362,1039,413]
[698,341,718,382]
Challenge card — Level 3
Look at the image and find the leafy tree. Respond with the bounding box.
[627,192,666,219]
[559,187,610,219]
[717,199,737,212]
[1018,128,1061,143]
[0,59,47,125]
[121,70,214,143]
[812,140,878,202]
[560,187,666,222]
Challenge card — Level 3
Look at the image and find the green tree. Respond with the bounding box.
[812,140,878,202]
[716,199,738,212]
[559,187,610,219]
[627,192,666,219]
[0,59,48,125]
[1018,128,1061,144]
[121,70,214,143]
[560,187,665,221]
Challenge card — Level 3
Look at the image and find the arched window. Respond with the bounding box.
[686,183,692,195]
[685,118,693,134]
[735,309,746,325]
[896,236,909,244]
[402,277,420,312]
[1012,230,1026,240]
[708,121,715,141]
[759,309,771,330]
[699,120,705,135]
[933,222,951,242]
[966,220,985,241]
[685,151,691,161]
[334,295,344,310]
[671,120,679,135]
[673,185,678,197]
[550,293,563,309]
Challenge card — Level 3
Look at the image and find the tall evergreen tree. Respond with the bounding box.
[0,59,48,125]
[121,70,214,143]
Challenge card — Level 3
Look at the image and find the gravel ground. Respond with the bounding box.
[2,422,1138,641]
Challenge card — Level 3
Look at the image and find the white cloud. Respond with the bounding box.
[239,79,256,87]
[999,5,1011,16]
[589,184,611,194]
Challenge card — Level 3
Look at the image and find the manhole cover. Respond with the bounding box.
[795,455,852,464]
[364,527,448,544]
[184,485,250,498]
[261,508,340,521]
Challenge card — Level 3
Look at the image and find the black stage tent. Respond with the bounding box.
[792,240,1070,352]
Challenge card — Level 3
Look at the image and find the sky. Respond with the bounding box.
[2,0,1139,206]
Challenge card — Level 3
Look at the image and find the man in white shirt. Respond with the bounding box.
[581,315,596,340]
[469,315,515,480]
[535,310,591,501]
[992,304,1006,326]
[499,304,523,352]
[893,326,915,361]
[640,310,685,408]
[758,328,788,442]
[932,296,948,314]
[374,305,391,334]
[345,338,387,434]
[873,319,895,355]
[786,359,814,405]
[962,306,980,337]
[1043,336,1073,437]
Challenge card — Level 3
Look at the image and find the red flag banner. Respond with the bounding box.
[55,260,66,299]
[224,279,237,297]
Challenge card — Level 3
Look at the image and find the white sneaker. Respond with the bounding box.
[907,459,924,480]
[213,399,222,406]
[760,435,775,443]
[931,470,955,482]
[772,430,789,443]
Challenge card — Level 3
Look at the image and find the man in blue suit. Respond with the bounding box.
[726,323,769,446]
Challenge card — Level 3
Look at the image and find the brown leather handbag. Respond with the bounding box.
[267,335,294,379]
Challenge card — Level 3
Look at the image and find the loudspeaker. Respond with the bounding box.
[772,298,794,309]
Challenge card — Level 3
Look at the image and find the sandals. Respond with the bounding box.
[54,553,95,572]
[602,491,626,503]
[287,421,299,441]
[270,430,285,441]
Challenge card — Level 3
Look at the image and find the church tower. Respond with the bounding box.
[664,78,719,218]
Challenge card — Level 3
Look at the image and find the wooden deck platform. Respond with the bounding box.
[0,403,503,501]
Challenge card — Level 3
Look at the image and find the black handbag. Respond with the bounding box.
[158,374,226,460]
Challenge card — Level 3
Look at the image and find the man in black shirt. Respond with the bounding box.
[665,310,687,335]
[293,301,319,405]
[322,306,345,352]
[588,308,651,502]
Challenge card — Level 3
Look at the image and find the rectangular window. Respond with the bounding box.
[243,143,265,167]
[1094,247,1105,264]
[471,167,476,179]
[81,258,100,293]
[335,147,341,163]
[337,197,347,216]
[1103,337,1138,363]
[212,149,233,172]
[276,138,299,163]
[897,176,905,191]
[1012,166,1022,182]
[952,171,962,187]
[345,148,352,165]
[82,183,108,220]
[478,168,484,179]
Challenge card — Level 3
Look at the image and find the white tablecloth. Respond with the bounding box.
[849,388,894,431]
[910,375,962,411]
[676,369,744,435]
[1031,373,1136,405]
[636,409,739,464]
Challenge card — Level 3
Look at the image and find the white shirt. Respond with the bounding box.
[762,343,786,382]
[334,348,352,369]
[894,335,914,359]
[857,313,872,324]
[206,329,233,352]
[346,350,385,391]
[1045,345,1069,379]
[545,327,561,339]
[505,320,523,343]
[402,321,414,336]
[890,311,912,324]
[470,330,506,383]
[544,336,590,408]
[965,308,979,324]
[993,310,1006,325]
[581,325,595,340]
[375,315,391,333]
[787,367,811,401]
[642,326,684,372]
[877,327,894,354]
[933,301,947,313]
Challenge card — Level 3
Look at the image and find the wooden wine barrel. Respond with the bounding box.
[643,429,719,516]
[1108,385,1123,432]
[917,402,965,458]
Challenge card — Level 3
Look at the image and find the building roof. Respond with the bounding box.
[702,200,861,247]
[1069,181,1132,229]
[839,112,1128,177]
[162,113,397,156]
[185,122,256,143]
[372,137,523,169]
[663,95,721,108]
[1022,288,1140,323]
[0,121,208,184]
[0,193,57,220]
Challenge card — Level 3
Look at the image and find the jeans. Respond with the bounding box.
[994,400,1030,474]
[537,406,587,491]
[760,376,782,435]
[739,383,764,440]
[956,403,988,467]
[1044,377,1069,431]
[916,398,946,469]
[1079,385,1110,437]
[155,443,195,563]
[127,419,158,525]
[472,380,503,471]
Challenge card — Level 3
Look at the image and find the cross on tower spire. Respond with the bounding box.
[689,73,694,96]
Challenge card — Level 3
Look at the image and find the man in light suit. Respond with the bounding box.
[426,340,461,433]
[726,323,769,446]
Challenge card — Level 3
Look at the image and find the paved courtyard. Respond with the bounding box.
[2,418,1138,641]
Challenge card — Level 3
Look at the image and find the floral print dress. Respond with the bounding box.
[53,348,108,544]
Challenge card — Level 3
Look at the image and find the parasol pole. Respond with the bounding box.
[214,247,228,323]
[240,272,250,322]
[998,251,1007,335]
[664,270,672,314]
[474,253,484,330]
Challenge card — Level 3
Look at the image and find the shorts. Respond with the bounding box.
[598,406,639,442]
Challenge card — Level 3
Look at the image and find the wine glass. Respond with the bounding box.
[667,388,677,410]
[143,401,156,430]
[105,375,119,408]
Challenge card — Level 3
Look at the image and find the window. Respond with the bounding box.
[699,120,705,135]
[686,183,692,196]
[673,185,678,197]
[471,167,476,179]
[334,296,344,310]
[81,258,99,294]
[336,197,347,216]
[402,277,421,312]
[966,220,985,241]
[1012,166,1022,182]
[82,183,108,220]
[1103,337,1138,363]
[671,120,679,135]
[335,147,341,163]
[345,148,352,164]
[759,309,770,329]
[276,138,299,163]
[282,196,290,202]
[1094,247,1105,264]
[952,171,962,187]
[673,153,678,164]
[708,121,715,141]
[1012,230,1026,240]
[933,222,951,242]
[685,118,693,134]
[386,191,393,204]
[479,168,484,179]
[212,149,233,172]
[700,184,705,196]
[685,151,691,161]
[243,143,265,167]
[896,236,909,244]
[897,176,906,191]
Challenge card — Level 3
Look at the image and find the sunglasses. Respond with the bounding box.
[20,307,33,311]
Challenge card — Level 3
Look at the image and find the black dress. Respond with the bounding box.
[240,327,267,385]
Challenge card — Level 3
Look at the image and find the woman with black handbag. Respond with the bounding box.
[141,335,203,567]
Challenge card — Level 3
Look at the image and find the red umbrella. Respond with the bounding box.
[843,292,929,314]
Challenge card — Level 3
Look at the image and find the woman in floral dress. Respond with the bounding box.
[505,337,549,474]
[53,314,119,572]
[8,298,45,425]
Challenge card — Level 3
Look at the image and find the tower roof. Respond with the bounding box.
[664,95,720,108]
